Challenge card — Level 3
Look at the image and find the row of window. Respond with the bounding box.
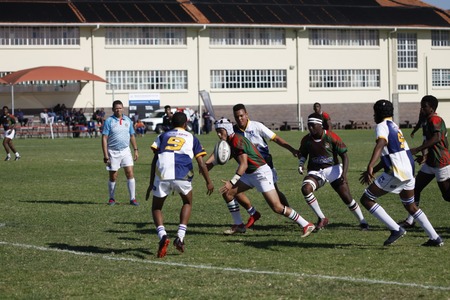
[2,69,448,92]
[0,26,449,48]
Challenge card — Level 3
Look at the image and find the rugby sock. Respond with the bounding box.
[127,178,136,201]
[108,181,116,200]
[156,225,167,240]
[15,152,20,157]
[347,199,367,224]
[305,192,326,219]
[369,203,400,231]
[413,209,439,240]
[177,224,187,242]
[227,199,243,225]
[247,206,256,216]
[287,208,309,227]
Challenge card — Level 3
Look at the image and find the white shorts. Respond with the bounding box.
[152,177,192,198]
[374,172,415,194]
[308,164,342,184]
[271,167,279,183]
[239,164,275,193]
[420,163,450,182]
[4,129,15,140]
[106,147,133,171]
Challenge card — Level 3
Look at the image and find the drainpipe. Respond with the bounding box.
[197,25,206,135]
[296,27,306,131]
[91,24,100,112]
[388,28,398,123]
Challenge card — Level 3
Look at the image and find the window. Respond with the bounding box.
[309,69,380,88]
[398,84,418,91]
[210,28,285,46]
[309,29,379,46]
[105,27,186,46]
[432,69,450,87]
[210,70,286,89]
[397,33,417,69]
[0,26,79,46]
[431,30,450,47]
[106,70,188,91]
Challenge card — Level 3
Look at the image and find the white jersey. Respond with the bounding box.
[375,118,415,181]
[234,120,276,161]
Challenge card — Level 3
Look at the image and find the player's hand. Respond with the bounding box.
[145,184,152,200]
[219,180,232,194]
[205,182,214,196]
[103,157,110,164]
[298,165,304,175]
[410,148,419,156]
[415,155,426,164]
[359,171,374,185]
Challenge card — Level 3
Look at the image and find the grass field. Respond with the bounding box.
[0,129,449,299]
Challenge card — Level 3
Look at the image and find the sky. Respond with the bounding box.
[422,0,450,10]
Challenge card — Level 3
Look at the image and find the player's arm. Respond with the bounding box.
[339,151,349,182]
[219,153,248,194]
[196,155,214,195]
[204,153,216,171]
[411,131,440,155]
[101,134,109,164]
[273,135,299,157]
[130,134,138,161]
[146,151,158,200]
[360,138,386,185]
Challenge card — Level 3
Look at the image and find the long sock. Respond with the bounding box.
[413,209,439,240]
[108,181,116,200]
[177,224,187,242]
[305,192,325,219]
[15,152,20,157]
[227,200,243,225]
[287,208,309,227]
[247,206,256,216]
[369,203,400,231]
[127,178,136,201]
[156,225,167,240]
[347,199,367,224]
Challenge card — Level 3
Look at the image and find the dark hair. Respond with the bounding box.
[308,112,323,121]
[3,106,8,110]
[172,112,187,127]
[112,100,123,108]
[164,105,171,110]
[313,102,321,107]
[233,103,246,112]
[421,95,438,111]
[373,99,393,118]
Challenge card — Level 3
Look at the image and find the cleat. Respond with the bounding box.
[15,156,20,161]
[245,211,261,228]
[223,224,246,235]
[157,235,170,258]
[384,227,406,246]
[173,237,185,253]
[130,199,139,206]
[108,199,116,206]
[397,219,415,228]
[4,156,11,161]
[422,237,444,247]
[359,222,370,231]
[314,217,329,231]
[301,223,315,238]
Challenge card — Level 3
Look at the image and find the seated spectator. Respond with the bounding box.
[16,109,28,126]
[87,118,97,138]
[134,119,146,137]
[40,108,49,124]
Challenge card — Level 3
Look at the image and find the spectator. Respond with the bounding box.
[87,118,97,138]
[191,110,200,134]
[202,109,212,134]
[134,119,146,137]
[40,108,49,124]
[162,105,173,131]
[16,109,28,126]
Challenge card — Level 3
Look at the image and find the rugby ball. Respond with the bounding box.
[214,140,231,165]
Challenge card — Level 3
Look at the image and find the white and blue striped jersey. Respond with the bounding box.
[234,120,276,161]
[151,127,207,181]
[376,118,415,181]
[102,115,135,151]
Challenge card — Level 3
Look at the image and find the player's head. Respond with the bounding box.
[421,95,438,111]
[307,113,323,135]
[233,103,249,129]
[215,118,234,139]
[172,112,187,128]
[3,106,9,113]
[313,102,321,113]
[373,99,393,123]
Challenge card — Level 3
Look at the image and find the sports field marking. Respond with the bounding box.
[1,241,449,291]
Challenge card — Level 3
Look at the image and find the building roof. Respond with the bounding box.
[0,0,448,27]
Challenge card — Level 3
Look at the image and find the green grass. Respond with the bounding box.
[1,130,449,299]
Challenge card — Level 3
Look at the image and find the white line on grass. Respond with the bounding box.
[1,241,449,291]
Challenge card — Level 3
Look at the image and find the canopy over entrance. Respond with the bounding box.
[0,66,107,114]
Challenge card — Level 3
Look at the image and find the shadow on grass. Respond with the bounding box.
[20,199,102,205]
[224,239,374,250]
[47,243,151,259]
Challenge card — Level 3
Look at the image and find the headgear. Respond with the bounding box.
[214,118,234,136]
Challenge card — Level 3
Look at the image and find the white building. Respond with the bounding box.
[0,0,449,126]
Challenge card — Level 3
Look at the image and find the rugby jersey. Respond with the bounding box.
[423,114,449,168]
[102,115,135,151]
[228,133,266,174]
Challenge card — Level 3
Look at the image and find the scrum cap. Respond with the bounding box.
[214,118,234,136]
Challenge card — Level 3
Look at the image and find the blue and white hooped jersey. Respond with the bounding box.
[151,127,207,181]
[376,118,415,181]
[233,120,276,160]
[102,115,135,151]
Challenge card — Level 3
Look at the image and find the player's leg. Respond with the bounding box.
[331,177,369,230]
[174,184,193,253]
[400,187,443,246]
[261,189,315,238]
[3,137,11,160]
[152,194,170,258]
[124,165,138,206]
[6,132,19,160]
[235,192,261,228]
[399,170,434,227]
[436,165,450,202]
[222,181,252,235]
[107,170,118,205]
[301,175,328,230]
[272,168,290,207]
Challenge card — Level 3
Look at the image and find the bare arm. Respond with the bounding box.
[102,134,109,164]
[360,138,386,185]
[411,131,440,155]
[130,134,138,161]
[273,135,299,157]
[196,155,214,195]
